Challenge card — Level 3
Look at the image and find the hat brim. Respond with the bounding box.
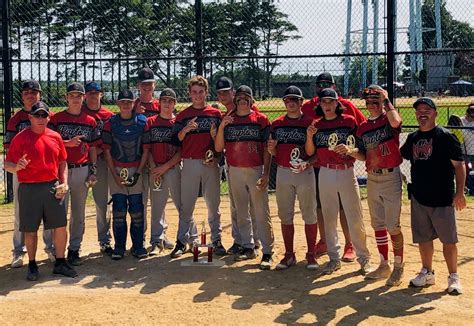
[139,79,155,83]
[320,96,338,100]
[30,108,49,114]
[85,89,102,93]
[160,96,176,100]
[67,90,85,95]
[283,95,303,100]
[118,98,135,102]
[216,87,232,91]
[413,101,436,110]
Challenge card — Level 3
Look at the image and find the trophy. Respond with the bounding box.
[119,168,129,184]
[181,221,224,266]
[346,135,356,150]
[204,149,214,164]
[289,147,307,173]
[152,176,162,192]
[328,133,339,151]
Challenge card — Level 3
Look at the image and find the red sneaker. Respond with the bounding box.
[315,240,327,258]
[342,243,356,262]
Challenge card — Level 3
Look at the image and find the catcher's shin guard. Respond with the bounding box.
[112,194,128,250]
[128,194,145,248]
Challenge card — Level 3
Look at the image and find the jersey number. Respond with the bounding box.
[379,143,391,157]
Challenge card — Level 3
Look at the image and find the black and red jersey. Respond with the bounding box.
[143,115,180,165]
[270,114,313,168]
[4,109,54,149]
[133,98,160,118]
[301,96,366,126]
[81,104,114,135]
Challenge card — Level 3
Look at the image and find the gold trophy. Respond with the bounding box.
[204,149,214,163]
[152,176,162,192]
[346,135,356,150]
[328,133,339,151]
[119,168,129,184]
[290,147,300,164]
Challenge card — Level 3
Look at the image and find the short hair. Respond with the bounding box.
[315,102,343,117]
[188,75,208,92]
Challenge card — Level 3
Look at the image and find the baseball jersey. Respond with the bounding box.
[81,104,114,136]
[400,126,463,207]
[173,105,222,159]
[4,109,54,149]
[357,113,402,170]
[6,128,67,183]
[133,98,160,118]
[312,114,357,166]
[270,114,313,168]
[50,110,100,164]
[223,110,270,167]
[302,96,366,125]
[102,113,147,168]
[143,115,180,165]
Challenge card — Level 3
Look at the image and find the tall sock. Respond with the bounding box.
[390,232,404,263]
[304,223,317,254]
[375,229,389,262]
[281,224,295,253]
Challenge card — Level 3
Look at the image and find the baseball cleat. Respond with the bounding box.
[322,260,341,275]
[67,250,82,266]
[53,261,78,278]
[365,262,391,280]
[212,240,227,256]
[148,243,162,256]
[226,243,242,255]
[305,252,319,270]
[259,254,273,270]
[342,243,356,262]
[11,253,24,268]
[111,248,125,260]
[409,268,435,287]
[100,243,113,256]
[447,273,462,295]
[26,262,39,281]
[170,241,187,258]
[386,262,404,287]
[45,249,56,263]
[275,252,296,270]
[131,247,148,259]
[234,248,257,261]
[359,258,373,276]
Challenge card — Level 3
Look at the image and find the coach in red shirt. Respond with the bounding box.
[5,101,77,281]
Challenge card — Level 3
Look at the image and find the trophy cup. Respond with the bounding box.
[119,168,129,184]
[346,135,356,150]
[181,221,224,267]
[152,176,162,192]
[328,133,339,151]
[204,149,214,164]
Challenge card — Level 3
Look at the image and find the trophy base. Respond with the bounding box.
[180,259,225,267]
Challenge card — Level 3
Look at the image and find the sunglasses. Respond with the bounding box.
[32,112,49,118]
[316,82,334,88]
[363,88,381,98]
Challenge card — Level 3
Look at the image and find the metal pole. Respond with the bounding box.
[408,0,416,82]
[195,0,203,76]
[2,0,13,202]
[361,0,369,89]
[372,0,379,85]
[435,0,442,48]
[343,0,353,97]
[415,0,423,73]
[386,0,396,103]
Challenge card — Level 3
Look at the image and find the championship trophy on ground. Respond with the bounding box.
[181,221,225,266]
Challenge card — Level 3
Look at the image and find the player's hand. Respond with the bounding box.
[67,135,85,147]
[16,154,30,172]
[54,183,69,200]
[256,174,269,191]
[183,117,198,134]
[379,89,389,102]
[334,144,351,155]
[203,157,219,168]
[453,192,466,211]
[150,165,168,178]
[136,105,146,114]
[267,134,278,155]
[210,123,217,140]
[125,173,140,187]
[219,115,233,129]
[85,174,98,188]
[113,173,125,187]
[290,160,309,173]
[306,121,317,138]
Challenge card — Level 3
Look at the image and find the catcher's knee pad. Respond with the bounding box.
[128,193,144,215]
[390,232,404,250]
[112,194,127,220]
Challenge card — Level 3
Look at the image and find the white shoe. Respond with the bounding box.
[45,249,56,263]
[11,254,24,268]
[409,268,435,287]
[447,273,463,295]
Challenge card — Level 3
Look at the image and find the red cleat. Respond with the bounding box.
[342,243,356,262]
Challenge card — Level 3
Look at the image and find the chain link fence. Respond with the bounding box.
[1,0,473,201]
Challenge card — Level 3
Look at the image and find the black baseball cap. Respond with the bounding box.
[235,85,253,98]
[216,77,233,91]
[318,88,338,100]
[22,80,42,92]
[30,101,49,114]
[283,86,304,99]
[316,72,335,84]
[138,68,155,83]
[67,82,85,94]
[413,97,436,110]
[85,81,102,93]
[160,88,177,100]
[118,89,135,101]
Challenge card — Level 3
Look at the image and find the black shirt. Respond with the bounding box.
[400,126,463,207]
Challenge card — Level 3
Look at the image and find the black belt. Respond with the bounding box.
[68,162,88,169]
[370,168,394,175]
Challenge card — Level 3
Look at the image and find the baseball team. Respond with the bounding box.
[3,69,467,295]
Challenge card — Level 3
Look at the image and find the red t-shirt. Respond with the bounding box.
[4,109,54,149]
[270,114,314,168]
[301,96,366,126]
[313,114,357,166]
[356,113,402,170]
[133,98,160,118]
[144,115,180,165]
[6,128,67,183]
[223,110,270,167]
[173,105,222,159]
[50,110,99,164]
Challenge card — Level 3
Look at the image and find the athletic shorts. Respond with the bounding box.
[18,181,67,232]
[410,196,458,244]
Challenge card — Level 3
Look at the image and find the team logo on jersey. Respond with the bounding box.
[17,121,31,132]
[57,124,92,140]
[314,130,350,148]
[273,127,306,144]
[187,117,220,133]
[225,125,261,141]
[150,127,173,143]
[362,126,390,150]
[413,138,433,160]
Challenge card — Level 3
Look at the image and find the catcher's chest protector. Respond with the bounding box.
[110,114,147,164]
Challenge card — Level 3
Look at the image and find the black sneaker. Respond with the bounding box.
[170,240,187,258]
[213,240,227,256]
[234,248,257,261]
[226,243,242,255]
[53,260,78,278]
[131,247,148,259]
[26,262,39,281]
[111,248,125,260]
[100,243,113,256]
[260,254,273,270]
[67,250,82,266]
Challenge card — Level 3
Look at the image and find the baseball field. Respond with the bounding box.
[0,195,473,325]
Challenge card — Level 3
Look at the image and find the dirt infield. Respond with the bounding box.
[0,196,473,325]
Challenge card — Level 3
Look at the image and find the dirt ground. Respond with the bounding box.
[0,195,473,325]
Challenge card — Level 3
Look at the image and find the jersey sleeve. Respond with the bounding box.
[446,131,464,161]
[5,134,22,163]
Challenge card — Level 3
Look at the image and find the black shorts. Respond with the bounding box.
[18,181,67,232]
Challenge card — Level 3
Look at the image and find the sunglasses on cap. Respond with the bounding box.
[316,81,334,88]
[32,112,49,118]
[363,88,381,98]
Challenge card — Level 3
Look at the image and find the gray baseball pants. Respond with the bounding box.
[66,165,89,251]
[91,156,111,245]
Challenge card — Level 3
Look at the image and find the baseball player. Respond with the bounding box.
[401,97,466,295]
[82,81,114,255]
[4,80,55,268]
[215,85,274,269]
[50,82,100,266]
[301,72,366,261]
[102,89,149,260]
[305,88,372,275]
[5,101,77,280]
[143,88,185,255]
[171,75,226,257]
[268,86,319,270]
[215,76,260,255]
[353,85,405,286]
